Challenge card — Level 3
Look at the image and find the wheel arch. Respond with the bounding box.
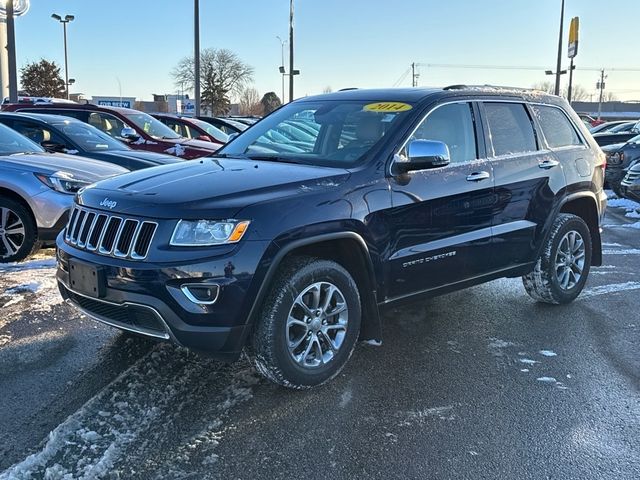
[0,186,38,232]
[247,232,382,343]
[558,192,602,266]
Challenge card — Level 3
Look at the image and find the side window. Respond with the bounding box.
[186,125,202,139]
[484,103,537,156]
[530,105,582,148]
[411,102,477,163]
[13,121,70,148]
[87,112,128,138]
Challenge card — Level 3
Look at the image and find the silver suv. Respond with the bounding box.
[0,123,127,262]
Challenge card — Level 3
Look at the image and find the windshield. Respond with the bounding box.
[189,118,229,142]
[217,100,414,167]
[609,122,635,133]
[123,112,182,140]
[53,121,128,152]
[0,122,45,154]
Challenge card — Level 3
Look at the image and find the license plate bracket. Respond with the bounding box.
[69,259,106,298]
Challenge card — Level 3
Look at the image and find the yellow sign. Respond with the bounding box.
[363,102,413,112]
[568,16,579,58]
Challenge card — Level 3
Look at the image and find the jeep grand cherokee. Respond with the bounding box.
[56,86,606,388]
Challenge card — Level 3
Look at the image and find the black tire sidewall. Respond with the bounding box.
[546,216,592,303]
[266,260,361,387]
[0,197,37,263]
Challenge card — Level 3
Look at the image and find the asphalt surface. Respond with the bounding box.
[0,206,638,479]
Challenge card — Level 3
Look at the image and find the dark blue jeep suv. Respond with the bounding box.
[56,87,606,388]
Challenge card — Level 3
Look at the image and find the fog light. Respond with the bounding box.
[180,283,220,305]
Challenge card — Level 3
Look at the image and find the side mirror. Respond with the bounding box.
[120,127,139,141]
[41,141,67,153]
[393,140,450,174]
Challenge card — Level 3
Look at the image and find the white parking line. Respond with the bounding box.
[581,282,640,299]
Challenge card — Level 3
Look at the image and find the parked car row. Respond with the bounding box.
[0,100,267,262]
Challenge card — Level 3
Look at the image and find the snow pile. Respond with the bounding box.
[607,196,640,213]
[0,255,62,327]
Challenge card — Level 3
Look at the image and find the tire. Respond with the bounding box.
[249,256,361,389]
[0,197,40,263]
[522,213,592,305]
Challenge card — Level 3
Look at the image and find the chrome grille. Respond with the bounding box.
[65,206,157,260]
[622,170,640,186]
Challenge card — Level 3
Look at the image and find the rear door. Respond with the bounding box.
[480,101,566,269]
[385,101,495,300]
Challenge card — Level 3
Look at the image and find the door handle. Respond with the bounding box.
[539,159,560,169]
[466,171,491,182]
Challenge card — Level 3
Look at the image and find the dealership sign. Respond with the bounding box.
[97,100,131,108]
[568,17,579,59]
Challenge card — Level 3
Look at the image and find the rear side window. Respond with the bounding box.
[484,103,537,156]
[531,105,582,148]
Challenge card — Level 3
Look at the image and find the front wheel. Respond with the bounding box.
[522,213,592,304]
[0,198,40,263]
[249,256,361,389]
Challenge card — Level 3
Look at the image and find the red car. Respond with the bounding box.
[578,113,605,127]
[152,113,229,146]
[2,103,219,159]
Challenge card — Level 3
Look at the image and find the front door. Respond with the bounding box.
[384,101,495,300]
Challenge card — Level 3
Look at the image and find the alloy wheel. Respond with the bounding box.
[286,281,348,368]
[0,207,25,259]
[554,230,586,290]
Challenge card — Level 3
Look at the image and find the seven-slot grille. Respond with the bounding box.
[622,170,640,186]
[65,206,157,260]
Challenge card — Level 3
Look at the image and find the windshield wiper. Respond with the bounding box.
[246,155,308,165]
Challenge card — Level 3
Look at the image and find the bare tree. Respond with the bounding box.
[260,92,282,115]
[603,91,618,102]
[239,87,262,115]
[172,48,254,115]
[322,86,333,94]
[532,82,590,102]
[532,81,554,94]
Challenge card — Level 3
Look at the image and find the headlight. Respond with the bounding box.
[35,171,90,194]
[606,152,623,165]
[170,219,250,246]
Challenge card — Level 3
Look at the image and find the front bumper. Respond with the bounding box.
[56,236,271,361]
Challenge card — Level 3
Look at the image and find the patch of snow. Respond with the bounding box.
[536,376,557,383]
[626,210,640,219]
[520,368,529,373]
[519,358,539,365]
[338,389,352,408]
[581,281,640,299]
[607,197,640,211]
[63,149,79,155]
[601,243,622,247]
[402,405,456,424]
[165,144,186,157]
[602,248,640,255]
[0,334,11,346]
[363,339,382,346]
[604,222,640,229]
[488,338,515,349]
[539,350,557,357]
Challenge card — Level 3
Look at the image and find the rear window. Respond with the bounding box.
[484,103,537,156]
[531,105,582,148]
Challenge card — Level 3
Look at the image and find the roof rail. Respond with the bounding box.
[443,84,541,92]
[338,87,358,91]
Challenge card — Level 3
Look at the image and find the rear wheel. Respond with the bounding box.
[249,256,361,389]
[522,213,592,304]
[0,197,40,263]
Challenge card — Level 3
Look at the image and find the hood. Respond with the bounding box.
[601,142,626,153]
[0,152,128,181]
[98,149,181,165]
[77,158,350,218]
[166,137,220,152]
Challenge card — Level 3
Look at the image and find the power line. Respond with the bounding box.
[414,62,640,73]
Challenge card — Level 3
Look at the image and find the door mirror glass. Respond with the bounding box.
[120,127,139,141]
[395,140,450,173]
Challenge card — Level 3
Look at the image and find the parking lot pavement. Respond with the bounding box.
[0,206,639,479]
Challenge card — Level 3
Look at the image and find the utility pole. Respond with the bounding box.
[411,62,419,87]
[288,0,294,102]
[6,0,17,103]
[194,0,200,117]
[554,0,565,96]
[597,69,606,120]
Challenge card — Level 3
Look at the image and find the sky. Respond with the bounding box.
[13,0,640,102]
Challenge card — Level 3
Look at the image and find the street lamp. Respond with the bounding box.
[51,13,74,100]
[276,36,287,102]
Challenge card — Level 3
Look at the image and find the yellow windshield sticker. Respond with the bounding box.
[363,102,412,112]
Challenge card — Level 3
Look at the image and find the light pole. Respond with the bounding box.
[276,36,286,102]
[553,0,565,96]
[288,0,300,102]
[51,13,74,99]
[194,0,200,117]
